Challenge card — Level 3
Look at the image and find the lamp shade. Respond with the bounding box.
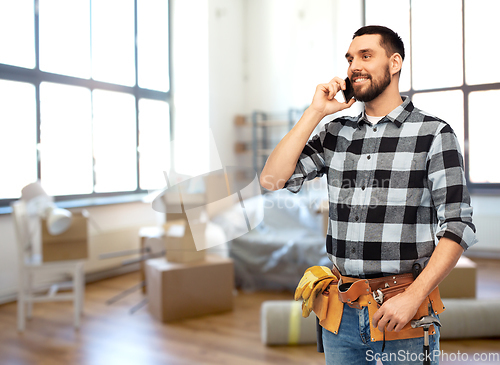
[21,181,53,216]
[46,207,73,235]
[21,181,49,202]
[20,181,73,235]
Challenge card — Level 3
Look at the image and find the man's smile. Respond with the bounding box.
[352,75,371,85]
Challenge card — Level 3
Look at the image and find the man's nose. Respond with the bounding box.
[350,58,362,72]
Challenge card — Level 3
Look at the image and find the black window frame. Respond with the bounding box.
[0,0,173,212]
[363,0,500,194]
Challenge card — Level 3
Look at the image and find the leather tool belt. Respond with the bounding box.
[338,272,414,309]
[312,268,445,342]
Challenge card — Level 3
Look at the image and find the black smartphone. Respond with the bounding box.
[342,77,355,103]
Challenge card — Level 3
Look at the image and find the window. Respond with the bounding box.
[364,0,500,190]
[0,0,171,207]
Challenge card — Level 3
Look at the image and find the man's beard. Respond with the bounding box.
[352,65,391,102]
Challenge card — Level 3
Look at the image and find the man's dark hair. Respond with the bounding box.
[353,25,405,61]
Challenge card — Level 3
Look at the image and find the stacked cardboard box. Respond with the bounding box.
[162,189,207,263]
[163,219,206,263]
[146,255,234,322]
[145,173,240,321]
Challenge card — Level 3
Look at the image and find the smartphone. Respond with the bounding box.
[342,77,355,103]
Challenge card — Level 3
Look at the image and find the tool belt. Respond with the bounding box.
[312,269,445,342]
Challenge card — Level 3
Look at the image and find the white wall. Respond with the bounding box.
[171,0,245,170]
[245,0,342,113]
[170,0,210,176]
[208,0,245,168]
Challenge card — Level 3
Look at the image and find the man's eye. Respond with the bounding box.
[363,55,371,59]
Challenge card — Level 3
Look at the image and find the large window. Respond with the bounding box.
[0,0,171,208]
[365,0,500,191]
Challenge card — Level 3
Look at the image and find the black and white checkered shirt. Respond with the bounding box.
[284,96,477,278]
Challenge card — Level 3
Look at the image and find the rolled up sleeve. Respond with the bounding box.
[284,126,328,194]
[427,124,477,250]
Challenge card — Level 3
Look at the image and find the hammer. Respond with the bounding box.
[411,314,441,365]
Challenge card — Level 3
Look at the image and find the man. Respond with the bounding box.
[260,25,477,364]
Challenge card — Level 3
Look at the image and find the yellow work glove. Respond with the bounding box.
[301,277,335,317]
[294,266,337,318]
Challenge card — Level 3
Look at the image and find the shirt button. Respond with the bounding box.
[373,127,377,132]
[351,247,356,254]
[355,216,359,221]
[361,186,366,190]
[367,155,371,160]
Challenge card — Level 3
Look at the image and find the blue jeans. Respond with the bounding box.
[322,304,440,365]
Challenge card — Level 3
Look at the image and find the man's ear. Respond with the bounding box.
[390,53,403,76]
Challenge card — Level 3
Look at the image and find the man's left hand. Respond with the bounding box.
[371,291,421,332]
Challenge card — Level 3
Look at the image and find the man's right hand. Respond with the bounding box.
[309,77,356,118]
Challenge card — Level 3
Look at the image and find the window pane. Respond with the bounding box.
[469,90,500,183]
[93,90,137,193]
[0,81,37,198]
[412,90,464,154]
[411,0,463,90]
[40,83,93,196]
[0,0,35,68]
[39,0,91,78]
[137,0,170,91]
[92,0,135,86]
[365,0,411,92]
[465,0,500,85]
[138,99,170,190]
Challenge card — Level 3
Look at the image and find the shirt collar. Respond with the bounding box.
[358,95,413,128]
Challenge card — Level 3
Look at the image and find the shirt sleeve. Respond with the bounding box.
[283,124,328,194]
[427,123,477,250]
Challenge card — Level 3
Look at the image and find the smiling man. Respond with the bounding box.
[260,26,477,365]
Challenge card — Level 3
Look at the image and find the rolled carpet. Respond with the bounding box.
[439,298,500,339]
[261,300,316,345]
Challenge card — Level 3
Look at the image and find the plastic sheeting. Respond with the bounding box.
[213,189,331,292]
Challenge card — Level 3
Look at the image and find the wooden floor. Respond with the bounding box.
[0,257,499,365]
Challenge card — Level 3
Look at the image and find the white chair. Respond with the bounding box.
[11,200,85,332]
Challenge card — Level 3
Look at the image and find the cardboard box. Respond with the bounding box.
[41,211,88,262]
[439,256,477,298]
[139,226,166,293]
[164,219,206,263]
[146,255,234,322]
